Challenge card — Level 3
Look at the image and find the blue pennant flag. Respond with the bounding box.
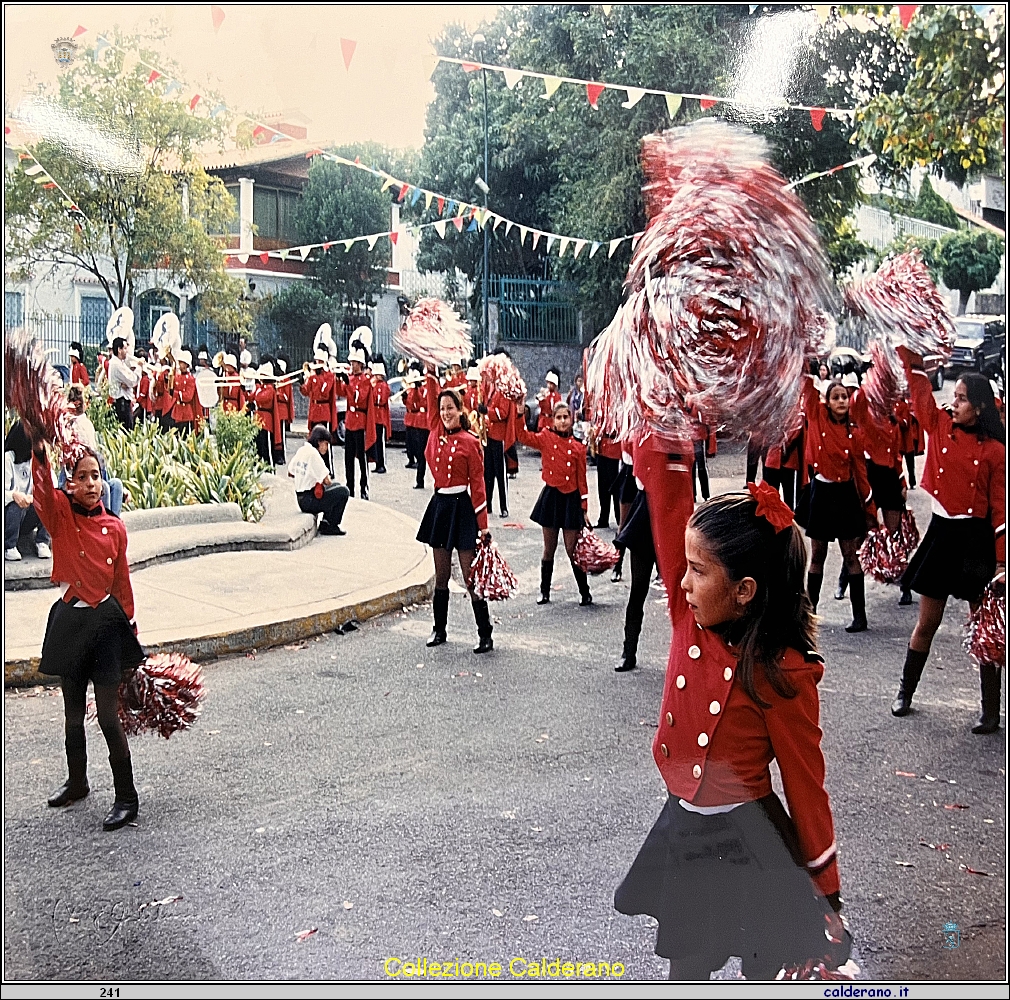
[447,200,457,215]
[466,217,479,232]
[411,187,422,206]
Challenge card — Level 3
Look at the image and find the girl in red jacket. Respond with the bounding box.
[416,388,494,654]
[31,440,145,831]
[615,479,849,980]
[516,400,592,606]
[892,348,1005,734]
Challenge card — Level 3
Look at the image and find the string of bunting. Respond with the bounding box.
[4,129,88,223]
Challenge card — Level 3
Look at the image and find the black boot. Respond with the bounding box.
[472,599,494,654]
[616,611,642,673]
[834,565,848,600]
[573,563,593,606]
[972,663,1002,734]
[48,729,89,807]
[899,587,913,606]
[427,588,449,646]
[892,647,929,716]
[537,561,553,605]
[807,572,823,613]
[611,547,625,583]
[845,573,868,632]
[103,754,138,831]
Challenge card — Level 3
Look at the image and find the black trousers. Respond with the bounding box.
[297,485,349,528]
[692,440,709,501]
[113,396,134,430]
[746,438,765,484]
[256,428,273,463]
[626,547,656,652]
[763,467,797,510]
[369,425,386,471]
[596,455,619,527]
[904,453,917,488]
[505,443,519,476]
[158,411,173,432]
[407,427,429,487]
[484,437,507,513]
[344,428,368,494]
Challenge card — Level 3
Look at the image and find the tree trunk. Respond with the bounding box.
[958,288,971,315]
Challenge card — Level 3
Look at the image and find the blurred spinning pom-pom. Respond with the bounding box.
[468,537,518,601]
[118,653,206,739]
[859,510,919,583]
[479,354,526,404]
[964,580,1005,667]
[574,527,620,575]
[393,298,473,369]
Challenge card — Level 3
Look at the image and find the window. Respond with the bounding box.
[253,186,301,243]
[225,184,241,235]
[5,291,24,328]
[80,295,110,343]
[278,190,300,242]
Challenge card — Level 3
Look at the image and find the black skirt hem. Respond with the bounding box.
[417,492,479,551]
[866,461,905,512]
[902,513,996,602]
[530,485,585,530]
[796,478,866,541]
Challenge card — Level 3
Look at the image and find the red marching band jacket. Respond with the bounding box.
[404,386,428,430]
[170,371,198,425]
[424,373,444,433]
[32,451,135,621]
[251,382,283,442]
[71,359,91,387]
[485,389,517,450]
[136,372,153,415]
[373,378,392,437]
[849,390,905,476]
[276,379,294,425]
[425,426,489,530]
[537,388,563,431]
[300,370,336,428]
[336,373,377,450]
[633,435,841,898]
[219,378,246,414]
[514,424,589,511]
[904,366,1005,561]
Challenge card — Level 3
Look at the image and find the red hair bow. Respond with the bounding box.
[747,481,794,533]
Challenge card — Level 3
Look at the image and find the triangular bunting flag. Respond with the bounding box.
[586,82,606,109]
[540,76,562,100]
[299,246,311,260]
[546,235,556,253]
[503,68,524,90]
[437,196,445,214]
[210,103,226,118]
[467,218,479,232]
[397,183,410,202]
[93,38,110,59]
[631,232,644,250]
[558,237,570,258]
[23,163,46,176]
[343,239,354,252]
[452,216,464,232]
[411,187,423,206]
[608,238,622,258]
[589,241,601,258]
[573,239,587,258]
[31,171,52,184]
[322,241,333,250]
[72,25,87,38]
[469,205,479,220]
[622,87,646,109]
[260,252,270,264]
[461,62,480,73]
[121,51,140,76]
[456,202,467,218]
[699,96,718,110]
[147,70,162,85]
[381,176,395,192]
[279,249,290,260]
[434,220,447,238]
[164,80,182,97]
[238,253,249,264]
[813,5,832,24]
[531,231,541,250]
[505,220,514,236]
[519,226,528,245]
[809,108,826,131]
[494,215,506,231]
[665,94,683,119]
[447,199,456,215]
[340,38,357,71]
[366,235,380,251]
[211,6,225,33]
[389,231,398,245]
[189,94,201,111]
[425,191,433,210]
[41,182,57,190]
[602,5,612,14]
[897,5,919,29]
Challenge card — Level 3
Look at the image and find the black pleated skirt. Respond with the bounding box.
[795,478,866,541]
[612,462,639,505]
[530,485,585,530]
[615,795,849,972]
[866,461,905,512]
[39,596,145,687]
[417,492,478,552]
[615,489,655,559]
[902,513,996,602]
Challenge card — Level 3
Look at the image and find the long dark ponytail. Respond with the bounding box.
[960,373,1005,444]
[689,492,817,706]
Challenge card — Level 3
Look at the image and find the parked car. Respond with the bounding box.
[946,315,1006,378]
[387,376,407,441]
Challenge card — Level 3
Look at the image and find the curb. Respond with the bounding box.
[4,572,434,687]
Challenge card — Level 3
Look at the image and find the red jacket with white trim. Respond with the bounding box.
[485,389,516,449]
[300,371,336,427]
[515,424,589,511]
[404,386,428,430]
[801,377,873,505]
[425,426,488,531]
[850,390,904,474]
[170,371,198,424]
[336,373,377,449]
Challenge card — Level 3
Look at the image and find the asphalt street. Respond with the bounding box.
[4,416,1005,982]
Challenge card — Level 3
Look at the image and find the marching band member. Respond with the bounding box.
[301,349,336,433]
[169,350,198,435]
[615,477,847,980]
[796,376,875,632]
[891,348,1005,734]
[416,388,493,654]
[536,369,563,432]
[135,350,153,424]
[336,347,376,500]
[444,359,468,392]
[894,394,922,490]
[480,381,516,519]
[593,429,623,530]
[762,419,804,512]
[218,354,246,413]
[404,370,430,489]
[69,342,90,387]
[239,350,256,396]
[462,363,482,414]
[517,400,593,607]
[152,360,174,432]
[107,337,140,430]
[690,404,716,502]
[370,360,391,475]
[251,362,283,465]
[275,353,294,437]
[610,445,640,582]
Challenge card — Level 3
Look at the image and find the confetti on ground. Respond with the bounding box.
[944,803,970,811]
[523,914,539,922]
[535,733,550,743]
[500,810,516,819]
[895,771,917,778]
[919,841,952,851]
[208,730,221,735]
[530,826,543,833]
[894,861,915,867]
[493,909,503,917]
[69,917,80,924]
[454,671,471,678]
[502,523,525,529]
[959,865,991,877]
[296,927,318,941]
[139,895,183,911]
[343,901,354,910]
[283,643,308,651]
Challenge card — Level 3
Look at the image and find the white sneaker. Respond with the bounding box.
[5,548,22,562]
[35,542,52,559]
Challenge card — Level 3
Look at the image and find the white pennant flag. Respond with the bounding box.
[505,220,514,236]
[343,239,354,252]
[540,75,563,100]
[424,191,433,210]
[622,87,647,109]
[573,239,587,258]
[589,241,601,258]
[493,214,505,231]
[366,234,380,251]
[434,220,447,239]
[502,68,524,90]
[608,238,623,258]
[558,237,570,258]
[545,235,555,253]
[237,253,249,264]
[519,226,528,245]
[299,246,312,261]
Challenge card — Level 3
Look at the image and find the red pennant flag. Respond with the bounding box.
[389,232,398,245]
[252,125,267,139]
[809,108,826,131]
[323,242,333,250]
[305,149,323,158]
[586,82,606,109]
[72,25,87,38]
[147,70,161,85]
[469,205,479,220]
[42,182,57,190]
[354,156,361,165]
[211,6,225,33]
[189,94,201,111]
[699,97,717,110]
[260,253,270,264]
[452,216,464,232]
[898,5,918,29]
[461,62,480,73]
[397,183,410,202]
[340,38,356,71]
[437,196,445,214]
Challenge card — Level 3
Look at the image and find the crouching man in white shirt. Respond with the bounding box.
[289,426,349,536]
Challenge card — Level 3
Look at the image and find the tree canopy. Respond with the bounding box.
[938,229,1006,313]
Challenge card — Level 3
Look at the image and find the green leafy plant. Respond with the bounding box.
[212,406,260,457]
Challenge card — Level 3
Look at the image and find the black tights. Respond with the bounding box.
[61,677,129,761]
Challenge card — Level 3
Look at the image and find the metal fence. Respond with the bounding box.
[493,276,579,343]
[6,312,104,368]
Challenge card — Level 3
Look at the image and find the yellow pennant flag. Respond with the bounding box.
[665,94,683,119]
[540,76,563,100]
[424,191,433,210]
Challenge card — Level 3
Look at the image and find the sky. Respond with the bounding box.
[4,4,499,150]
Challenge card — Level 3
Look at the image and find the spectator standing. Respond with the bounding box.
[107,337,139,430]
[5,421,52,562]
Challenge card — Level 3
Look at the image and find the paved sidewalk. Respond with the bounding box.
[4,486,433,682]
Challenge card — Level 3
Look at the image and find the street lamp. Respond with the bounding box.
[473,32,490,358]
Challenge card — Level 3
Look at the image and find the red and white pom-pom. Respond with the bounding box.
[859,510,920,583]
[393,298,473,368]
[574,527,621,575]
[119,653,206,738]
[861,339,908,424]
[4,328,86,468]
[964,580,1005,667]
[843,250,955,360]
[586,120,836,447]
[478,353,527,404]
[468,536,518,601]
